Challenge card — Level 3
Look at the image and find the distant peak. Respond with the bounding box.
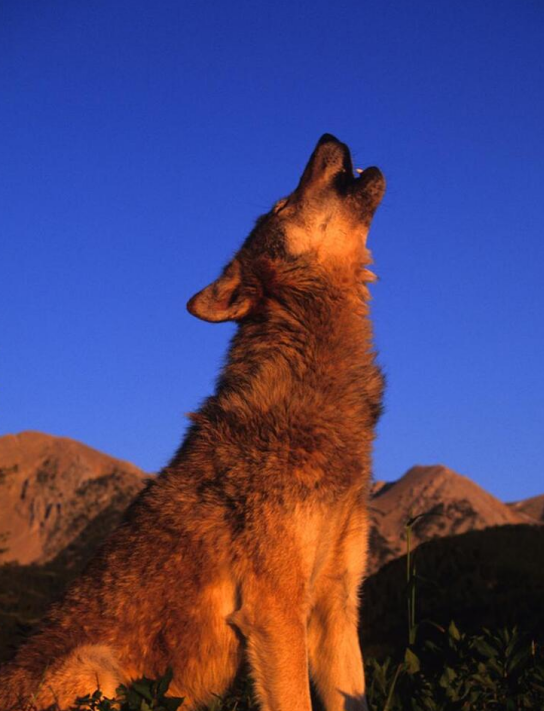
[0,431,147,477]
[402,464,459,483]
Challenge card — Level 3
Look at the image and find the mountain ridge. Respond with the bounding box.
[366,463,537,573]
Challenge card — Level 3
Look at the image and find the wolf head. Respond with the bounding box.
[187,134,386,323]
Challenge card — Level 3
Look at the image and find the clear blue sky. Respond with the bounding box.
[1,1,543,502]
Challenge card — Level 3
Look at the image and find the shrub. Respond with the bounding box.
[365,623,544,710]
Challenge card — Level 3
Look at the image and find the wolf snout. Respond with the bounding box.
[356,166,385,187]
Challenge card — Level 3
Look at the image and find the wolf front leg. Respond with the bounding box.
[307,502,370,711]
[307,588,368,711]
[229,586,312,711]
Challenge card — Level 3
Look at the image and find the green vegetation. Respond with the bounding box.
[366,622,544,710]
[68,669,184,711]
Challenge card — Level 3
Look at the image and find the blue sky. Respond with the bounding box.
[1,1,543,501]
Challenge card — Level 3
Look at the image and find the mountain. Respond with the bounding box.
[507,494,544,523]
[367,464,532,574]
[0,431,147,565]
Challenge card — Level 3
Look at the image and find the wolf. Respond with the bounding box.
[0,134,385,711]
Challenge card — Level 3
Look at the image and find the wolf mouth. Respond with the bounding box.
[354,166,383,184]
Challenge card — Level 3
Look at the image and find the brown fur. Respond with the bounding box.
[0,134,386,711]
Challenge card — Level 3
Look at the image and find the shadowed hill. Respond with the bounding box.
[361,524,544,658]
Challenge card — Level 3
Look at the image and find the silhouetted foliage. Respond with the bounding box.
[365,623,544,710]
[361,524,544,658]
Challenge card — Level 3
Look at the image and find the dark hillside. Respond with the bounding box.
[361,524,544,658]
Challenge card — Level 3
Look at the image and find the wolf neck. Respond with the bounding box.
[210,283,377,428]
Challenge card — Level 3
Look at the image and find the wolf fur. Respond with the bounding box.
[0,134,385,711]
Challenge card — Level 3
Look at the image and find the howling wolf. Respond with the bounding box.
[0,134,385,711]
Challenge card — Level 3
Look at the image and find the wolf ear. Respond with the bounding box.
[296,133,353,195]
[187,259,254,323]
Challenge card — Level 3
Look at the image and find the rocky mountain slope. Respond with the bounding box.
[0,431,147,565]
[366,464,535,574]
